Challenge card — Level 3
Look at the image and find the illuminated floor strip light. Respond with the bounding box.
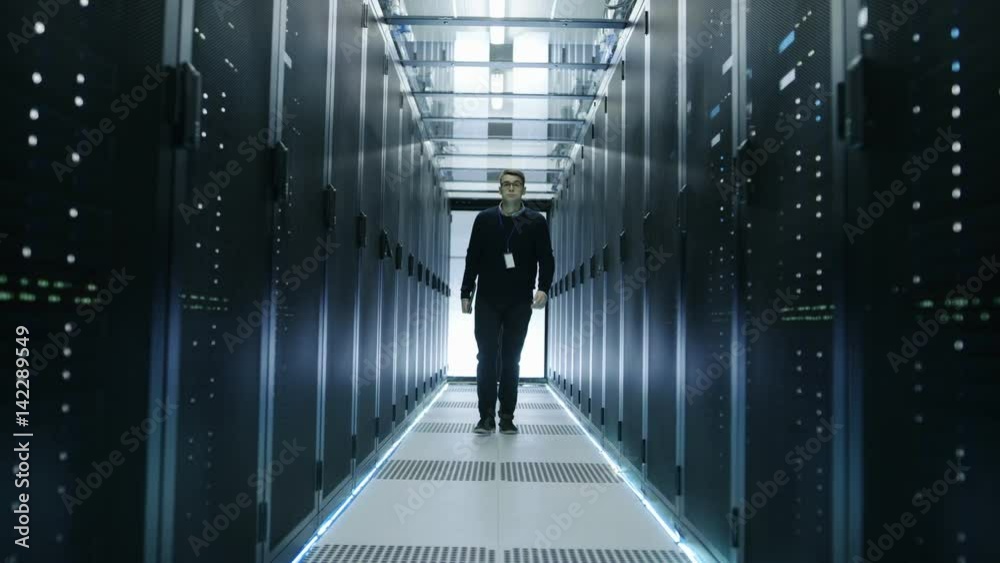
[544,385,701,563]
[290,382,452,563]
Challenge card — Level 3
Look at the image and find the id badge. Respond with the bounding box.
[504,252,515,269]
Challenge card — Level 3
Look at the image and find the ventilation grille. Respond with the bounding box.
[304,545,496,563]
[505,548,685,563]
[433,400,559,410]
[501,462,620,483]
[412,422,475,433]
[379,460,495,481]
[514,402,562,410]
[434,401,479,409]
[518,424,583,436]
[443,386,550,395]
[516,387,552,394]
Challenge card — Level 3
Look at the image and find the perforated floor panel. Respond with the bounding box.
[505,548,688,563]
[304,544,497,562]
[307,384,690,562]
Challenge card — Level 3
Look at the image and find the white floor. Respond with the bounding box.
[304,384,689,563]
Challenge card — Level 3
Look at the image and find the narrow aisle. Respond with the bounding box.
[304,384,689,562]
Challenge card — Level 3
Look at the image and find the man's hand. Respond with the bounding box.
[531,291,548,309]
[461,298,472,314]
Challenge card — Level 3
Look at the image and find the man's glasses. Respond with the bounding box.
[501,181,524,189]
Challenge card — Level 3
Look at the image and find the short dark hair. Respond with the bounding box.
[498,169,526,186]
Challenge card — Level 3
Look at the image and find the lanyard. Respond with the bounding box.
[497,205,518,252]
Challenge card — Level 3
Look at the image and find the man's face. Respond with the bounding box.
[499,174,525,202]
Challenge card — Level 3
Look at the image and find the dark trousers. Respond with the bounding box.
[474,297,533,420]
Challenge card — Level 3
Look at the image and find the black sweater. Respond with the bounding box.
[461,205,555,304]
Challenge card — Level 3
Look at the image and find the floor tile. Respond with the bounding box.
[319,480,500,547]
[497,435,606,464]
[393,431,499,462]
[497,482,675,550]
[313,383,687,562]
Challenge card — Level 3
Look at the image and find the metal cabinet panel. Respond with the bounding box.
[646,0,682,506]
[3,1,174,560]
[740,0,836,560]
[170,1,279,561]
[681,0,736,556]
[322,0,364,499]
[604,71,625,450]
[266,0,332,551]
[394,110,415,425]
[622,31,648,471]
[592,98,609,431]
[354,6,387,468]
[377,68,402,441]
[582,132,596,420]
[845,2,998,560]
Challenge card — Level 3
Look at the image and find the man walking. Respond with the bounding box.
[461,169,554,435]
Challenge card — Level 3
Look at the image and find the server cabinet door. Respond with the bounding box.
[545,196,562,385]
[394,109,415,425]
[604,70,625,452]
[323,0,364,500]
[621,32,648,472]
[573,159,585,407]
[845,2,998,560]
[556,200,564,387]
[739,0,837,560]
[378,69,402,441]
[265,0,332,553]
[568,174,578,403]
[402,142,420,419]
[581,135,595,419]
[645,0,682,506]
[413,159,430,405]
[4,2,175,560]
[355,6,387,469]
[592,99,609,430]
[681,0,736,556]
[170,2,279,561]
